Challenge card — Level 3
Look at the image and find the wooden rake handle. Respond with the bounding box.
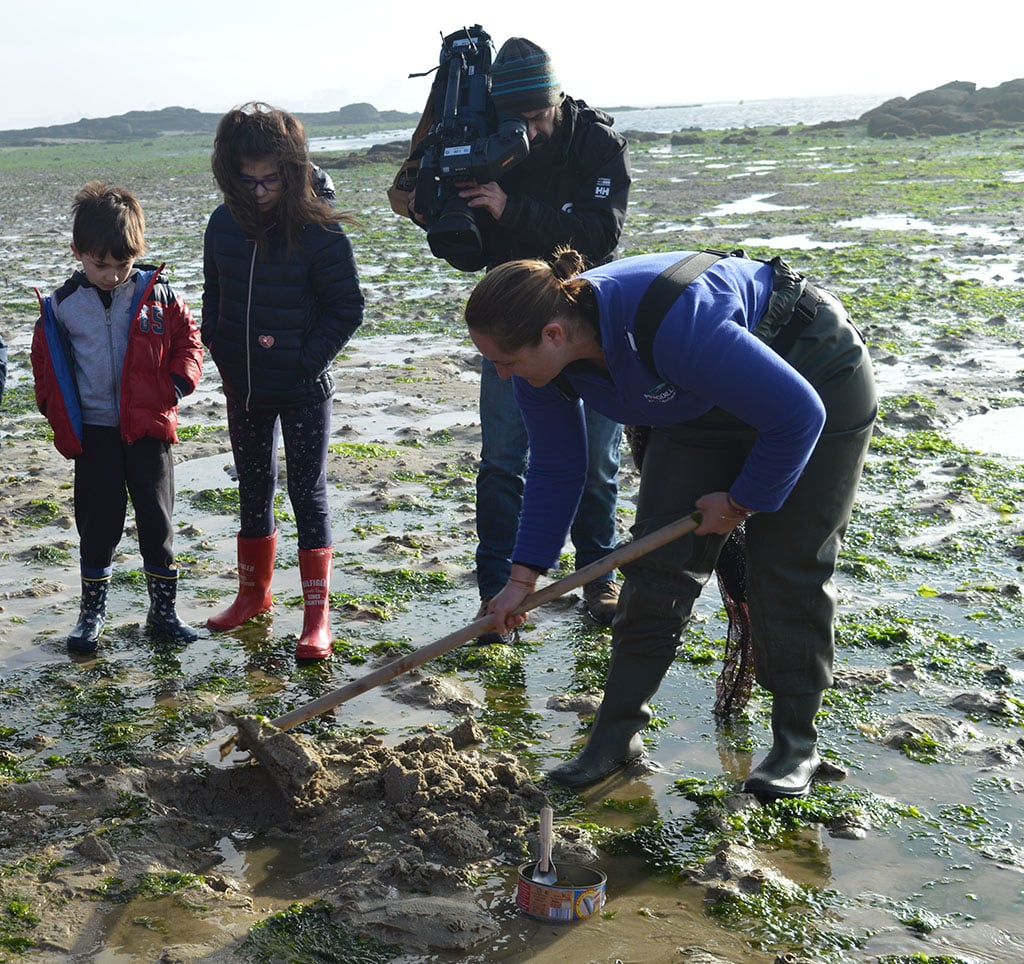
[264,511,701,734]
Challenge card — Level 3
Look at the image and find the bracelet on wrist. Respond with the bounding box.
[509,577,537,590]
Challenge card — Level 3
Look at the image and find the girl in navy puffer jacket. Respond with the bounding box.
[202,102,364,660]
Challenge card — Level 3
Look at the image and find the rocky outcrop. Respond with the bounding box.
[861,79,1024,136]
[0,103,420,146]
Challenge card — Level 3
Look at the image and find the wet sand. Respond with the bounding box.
[1,123,1024,962]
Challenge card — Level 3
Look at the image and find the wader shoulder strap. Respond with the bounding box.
[763,282,821,358]
[630,249,731,371]
[555,248,736,399]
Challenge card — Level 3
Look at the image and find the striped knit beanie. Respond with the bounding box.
[490,38,563,114]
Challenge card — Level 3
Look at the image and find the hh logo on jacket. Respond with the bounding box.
[594,177,611,199]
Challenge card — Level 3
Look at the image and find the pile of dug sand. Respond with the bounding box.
[0,715,575,958]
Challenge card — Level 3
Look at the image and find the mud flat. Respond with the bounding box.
[1,122,1024,962]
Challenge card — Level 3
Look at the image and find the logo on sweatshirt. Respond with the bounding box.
[594,177,612,199]
[644,381,677,404]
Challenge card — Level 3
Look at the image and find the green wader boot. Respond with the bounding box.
[145,570,200,644]
[67,570,110,654]
[741,692,823,799]
[547,649,677,788]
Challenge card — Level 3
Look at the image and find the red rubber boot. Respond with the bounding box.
[295,547,334,660]
[206,531,277,631]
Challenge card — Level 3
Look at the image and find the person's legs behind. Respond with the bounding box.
[740,416,875,797]
[572,405,622,624]
[474,360,529,643]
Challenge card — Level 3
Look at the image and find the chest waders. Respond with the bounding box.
[548,252,725,789]
[548,253,876,797]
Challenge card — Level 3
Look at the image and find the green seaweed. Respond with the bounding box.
[329,442,400,459]
[10,498,62,528]
[0,896,40,954]
[607,781,932,959]
[238,901,399,963]
[188,488,241,514]
[176,424,224,441]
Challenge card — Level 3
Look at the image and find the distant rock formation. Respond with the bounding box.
[0,104,421,147]
[861,79,1024,137]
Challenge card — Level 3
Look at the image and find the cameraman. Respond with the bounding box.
[418,37,631,641]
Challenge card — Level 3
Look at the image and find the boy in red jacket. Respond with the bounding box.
[31,181,204,653]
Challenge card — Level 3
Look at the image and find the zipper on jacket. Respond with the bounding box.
[117,267,163,441]
[244,243,258,411]
[106,305,121,422]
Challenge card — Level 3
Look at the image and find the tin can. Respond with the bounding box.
[515,862,607,923]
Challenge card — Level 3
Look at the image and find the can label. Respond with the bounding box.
[516,875,606,922]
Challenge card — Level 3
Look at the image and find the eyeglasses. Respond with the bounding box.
[239,174,284,192]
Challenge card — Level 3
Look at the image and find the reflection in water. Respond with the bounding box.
[950,406,1024,460]
[714,715,755,784]
[838,213,1015,246]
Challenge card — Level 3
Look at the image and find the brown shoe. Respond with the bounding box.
[583,580,620,625]
[473,598,514,645]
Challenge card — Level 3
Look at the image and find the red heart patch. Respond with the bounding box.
[258,335,275,349]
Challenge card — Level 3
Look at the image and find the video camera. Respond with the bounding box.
[413,25,530,271]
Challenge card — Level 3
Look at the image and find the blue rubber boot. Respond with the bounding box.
[67,569,110,654]
[145,569,199,644]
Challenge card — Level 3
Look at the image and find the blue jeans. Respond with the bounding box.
[475,359,622,599]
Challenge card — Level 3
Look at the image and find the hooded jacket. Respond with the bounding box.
[201,206,364,410]
[479,95,631,268]
[31,264,203,458]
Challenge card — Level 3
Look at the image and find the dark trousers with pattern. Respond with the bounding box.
[74,425,175,572]
[615,286,877,696]
[225,395,333,549]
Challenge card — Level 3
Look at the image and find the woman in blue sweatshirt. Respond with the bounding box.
[464,247,876,798]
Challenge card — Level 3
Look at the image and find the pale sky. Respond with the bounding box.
[1,0,1020,131]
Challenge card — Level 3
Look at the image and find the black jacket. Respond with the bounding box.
[481,95,631,268]
[202,204,364,409]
